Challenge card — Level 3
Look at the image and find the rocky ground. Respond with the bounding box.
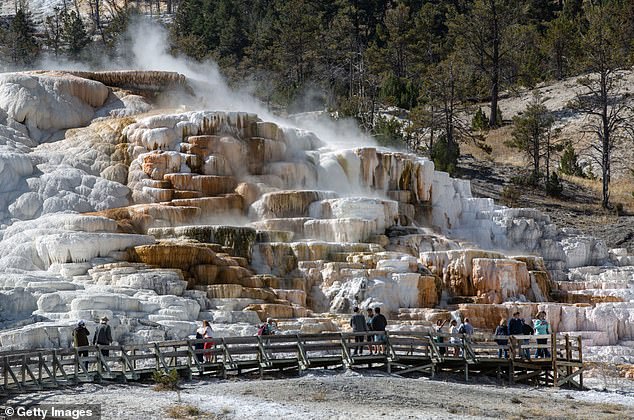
[2,369,633,419]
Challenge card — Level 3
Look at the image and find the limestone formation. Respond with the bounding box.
[0,70,632,365]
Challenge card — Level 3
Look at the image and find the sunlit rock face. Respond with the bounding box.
[472,258,531,304]
[0,70,632,361]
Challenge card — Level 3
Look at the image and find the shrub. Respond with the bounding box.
[477,141,492,154]
[472,108,489,131]
[430,136,460,175]
[312,390,327,401]
[545,172,563,196]
[501,185,521,207]
[615,202,624,216]
[559,142,584,177]
[380,73,419,109]
[510,175,525,186]
[472,107,502,130]
[152,369,180,391]
[373,115,405,149]
[165,404,204,419]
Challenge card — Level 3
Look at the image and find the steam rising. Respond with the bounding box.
[36,18,375,150]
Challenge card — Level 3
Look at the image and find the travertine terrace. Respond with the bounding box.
[0,70,632,365]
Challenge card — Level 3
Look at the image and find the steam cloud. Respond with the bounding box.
[36,17,376,150]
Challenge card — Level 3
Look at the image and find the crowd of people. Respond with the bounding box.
[498,310,551,359]
[349,308,553,359]
[69,309,553,366]
[349,306,388,355]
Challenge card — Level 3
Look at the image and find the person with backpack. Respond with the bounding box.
[457,318,473,357]
[92,316,112,356]
[494,319,509,358]
[458,318,474,336]
[370,307,388,355]
[349,307,368,355]
[257,318,276,337]
[73,320,90,370]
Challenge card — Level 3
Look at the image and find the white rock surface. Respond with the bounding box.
[0,71,632,363]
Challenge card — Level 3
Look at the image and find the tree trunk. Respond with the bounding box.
[489,0,500,127]
[533,131,540,179]
[546,132,551,180]
[601,71,610,209]
[602,118,610,209]
[555,45,563,80]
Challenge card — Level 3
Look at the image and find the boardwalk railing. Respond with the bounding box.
[0,331,583,395]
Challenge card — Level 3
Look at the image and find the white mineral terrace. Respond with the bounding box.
[0,71,631,365]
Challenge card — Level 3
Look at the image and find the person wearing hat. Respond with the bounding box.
[73,320,90,369]
[93,316,113,356]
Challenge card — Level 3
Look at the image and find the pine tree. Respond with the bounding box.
[507,95,560,184]
[44,8,66,57]
[450,0,522,127]
[63,11,90,59]
[544,14,579,80]
[270,0,324,104]
[572,2,632,209]
[7,8,40,67]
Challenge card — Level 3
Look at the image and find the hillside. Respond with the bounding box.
[460,152,634,251]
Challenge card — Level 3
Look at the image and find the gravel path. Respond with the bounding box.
[3,369,634,419]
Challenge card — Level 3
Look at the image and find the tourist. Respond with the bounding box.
[508,311,523,358]
[494,319,509,358]
[370,307,388,355]
[73,320,90,370]
[456,318,474,357]
[366,308,375,354]
[92,316,113,356]
[521,318,534,359]
[263,318,277,336]
[449,319,460,356]
[459,318,474,336]
[350,307,368,355]
[508,311,523,335]
[193,327,204,363]
[434,319,447,356]
[197,320,214,363]
[534,311,551,358]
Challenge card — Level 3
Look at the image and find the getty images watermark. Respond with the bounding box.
[0,404,101,420]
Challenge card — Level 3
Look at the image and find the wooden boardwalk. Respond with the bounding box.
[0,331,584,396]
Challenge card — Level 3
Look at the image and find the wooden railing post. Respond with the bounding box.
[551,332,558,387]
[3,356,7,389]
[577,335,583,389]
[52,350,57,382]
[21,355,26,386]
[38,352,43,384]
[565,335,572,379]
[0,330,586,394]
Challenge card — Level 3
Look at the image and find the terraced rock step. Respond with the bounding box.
[149,225,256,258]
